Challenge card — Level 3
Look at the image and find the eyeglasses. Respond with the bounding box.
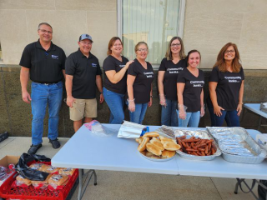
[137,48,148,52]
[39,29,53,34]
[171,43,181,47]
[225,50,235,54]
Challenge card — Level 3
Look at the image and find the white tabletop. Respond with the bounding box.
[244,103,267,119]
[52,124,267,179]
[52,124,179,175]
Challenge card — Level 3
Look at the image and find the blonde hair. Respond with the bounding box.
[135,41,148,52]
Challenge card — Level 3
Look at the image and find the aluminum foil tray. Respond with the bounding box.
[173,129,221,161]
[207,127,267,164]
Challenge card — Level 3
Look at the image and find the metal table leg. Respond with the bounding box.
[78,169,97,200]
[258,116,262,131]
[234,178,267,200]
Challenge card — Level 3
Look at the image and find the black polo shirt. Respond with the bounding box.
[65,49,102,99]
[19,40,66,83]
[158,58,187,100]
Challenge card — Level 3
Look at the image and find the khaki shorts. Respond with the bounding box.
[70,98,97,121]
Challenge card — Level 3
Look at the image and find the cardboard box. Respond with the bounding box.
[0,155,19,186]
[0,155,19,167]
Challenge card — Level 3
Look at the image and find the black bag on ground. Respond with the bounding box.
[15,153,51,181]
[258,180,267,200]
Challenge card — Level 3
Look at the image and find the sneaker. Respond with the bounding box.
[28,144,42,154]
[49,138,61,149]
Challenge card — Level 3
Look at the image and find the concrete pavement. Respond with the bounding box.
[0,137,258,200]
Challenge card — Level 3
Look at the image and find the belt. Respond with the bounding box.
[33,81,60,85]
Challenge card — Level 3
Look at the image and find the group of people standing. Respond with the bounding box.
[19,22,244,154]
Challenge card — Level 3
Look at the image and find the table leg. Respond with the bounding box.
[258,116,262,131]
[77,169,98,200]
[234,178,260,200]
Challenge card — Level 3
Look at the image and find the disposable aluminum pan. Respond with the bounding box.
[173,129,222,161]
[207,127,267,164]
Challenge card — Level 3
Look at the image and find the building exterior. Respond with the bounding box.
[0,0,267,136]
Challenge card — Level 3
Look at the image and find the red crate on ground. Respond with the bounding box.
[0,161,78,200]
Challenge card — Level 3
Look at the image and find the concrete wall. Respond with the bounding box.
[1,66,267,137]
[0,0,117,64]
[183,0,267,69]
[1,0,267,69]
[1,0,267,137]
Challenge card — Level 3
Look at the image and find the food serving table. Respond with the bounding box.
[52,124,267,200]
[244,103,267,130]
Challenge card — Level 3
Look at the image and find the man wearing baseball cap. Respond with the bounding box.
[65,34,104,132]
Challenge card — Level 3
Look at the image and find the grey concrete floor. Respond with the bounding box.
[0,137,258,200]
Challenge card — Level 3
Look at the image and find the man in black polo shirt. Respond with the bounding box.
[20,22,66,154]
[65,34,104,132]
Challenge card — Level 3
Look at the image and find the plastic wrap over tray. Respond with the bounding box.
[207,127,267,164]
[173,129,221,161]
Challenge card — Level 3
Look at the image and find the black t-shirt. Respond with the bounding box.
[19,40,66,83]
[65,49,102,99]
[128,59,154,104]
[103,55,129,94]
[209,66,245,110]
[158,58,187,100]
[177,68,205,112]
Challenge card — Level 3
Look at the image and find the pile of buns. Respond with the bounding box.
[14,163,75,190]
[136,132,181,159]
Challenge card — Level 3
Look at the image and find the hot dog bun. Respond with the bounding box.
[146,143,162,156]
[137,137,150,152]
[163,141,181,151]
[143,132,159,138]
[162,150,176,158]
[150,137,164,151]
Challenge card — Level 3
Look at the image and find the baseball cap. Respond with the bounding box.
[79,34,93,42]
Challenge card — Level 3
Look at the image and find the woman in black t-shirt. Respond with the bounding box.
[177,50,205,127]
[208,42,244,127]
[103,37,133,124]
[158,36,186,126]
[127,42,154,124]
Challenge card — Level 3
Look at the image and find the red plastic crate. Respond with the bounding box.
[0,161,78,200]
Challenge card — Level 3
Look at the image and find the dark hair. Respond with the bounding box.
[107,37,123,55]
[165,36,186,60]
[135,41,148,52]
[38,22,53,30]
[185,50,201,66]
[213,42,241,73]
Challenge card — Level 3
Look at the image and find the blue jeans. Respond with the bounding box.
[177,110,200,127]
[103,87,125,124]
[212,109,240,127]
[161,99,178,126]
[129,103,148,124]
[31,81,63,145]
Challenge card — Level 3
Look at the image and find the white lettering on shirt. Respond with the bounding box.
[190,81,204,87]
[167,67,183,74]
[119,65,125,68]
[224,76,241,83]
[143,72,153,78]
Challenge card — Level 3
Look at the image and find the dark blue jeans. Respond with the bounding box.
[161,99,178,126]
[103,87,125,124]
[208,106,240,127]
[31,81,63,145]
